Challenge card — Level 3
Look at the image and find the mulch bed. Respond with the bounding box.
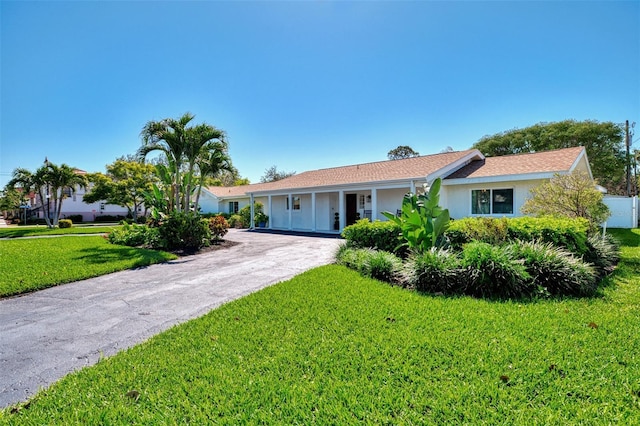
[173,239,240,257]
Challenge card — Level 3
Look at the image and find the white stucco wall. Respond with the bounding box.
[376,188,409,220]
[443,179,543,220]
[198,190,220,214]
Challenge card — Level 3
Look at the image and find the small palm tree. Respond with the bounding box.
[138,113,194,212]
[193,147,234,211]
[138,113,229,214]
[183,123,226,210]
[9,160,87,228]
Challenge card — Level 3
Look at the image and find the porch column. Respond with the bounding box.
[410,180,416,194]
[371,188,378,221]
[288,194,293,230]
[338,190,345,231]
[267,195,272,229]
[311,192,316,232]
[250,193,255,229]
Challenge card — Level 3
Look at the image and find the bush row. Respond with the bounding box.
[108,213,229,252]
[340,219,403,254]
[342,217,611,265]
[336,238,615,299]
[447,217,591,256]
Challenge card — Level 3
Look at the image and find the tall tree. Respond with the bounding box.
[138,113,229,213]
[193,147,234,211]
[260,165,296,183]
[83,159,158,220]
[388,145,420,160]
[8,160,87,228]
[138,113,193,212]
[183,123,227,210]
[473,120,626,194]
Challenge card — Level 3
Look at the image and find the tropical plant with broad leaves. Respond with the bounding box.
[382,177,450,253]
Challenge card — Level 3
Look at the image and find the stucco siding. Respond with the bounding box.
[443,179,544,219]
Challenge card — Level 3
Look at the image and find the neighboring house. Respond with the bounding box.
[31,169,130,222]
[201,146,598,233]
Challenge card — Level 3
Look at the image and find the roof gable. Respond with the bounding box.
[207,149,481,198]
[445,146,587,180]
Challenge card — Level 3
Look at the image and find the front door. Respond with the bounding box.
[346,194,358,226]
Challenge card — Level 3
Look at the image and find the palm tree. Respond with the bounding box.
[9,160,87,228]
[44,163,88,227]
[193,147,234,211]
[138,113,194,212]
[183,123,226,211]
[138,113,229,213]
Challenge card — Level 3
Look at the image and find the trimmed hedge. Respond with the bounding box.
[447,216,590,256]
[58,219,73,229]
[65,214,83,223]
[341,219,403,255]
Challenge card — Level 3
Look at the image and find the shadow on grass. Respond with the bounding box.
[608,228,640,247]
[73,245,174,267]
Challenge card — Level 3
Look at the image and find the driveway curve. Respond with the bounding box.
[0,229,342,408]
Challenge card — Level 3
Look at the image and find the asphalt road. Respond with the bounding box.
[0,229,342,409]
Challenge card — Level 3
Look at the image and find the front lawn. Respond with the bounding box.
[0,224,120,238]
[2,231,639,423]
[0,236,176,297]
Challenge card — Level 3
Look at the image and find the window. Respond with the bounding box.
[62,187,72,197]
[359,194,365,209]
[471,189,513,215]
[228,201,239,214]
[286,196,301,210]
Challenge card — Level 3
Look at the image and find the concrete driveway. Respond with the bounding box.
[0,229,342,409]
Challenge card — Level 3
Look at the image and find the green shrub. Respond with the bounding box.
[26,218,47,225]
[66,214,83,223]
[95,215,126,223]
[460,242,532,299]
[228,214,244,228]
[156,212,211,251]
[364,250,404,284]
[583,233,620,278]
[447,217,509,247]
[446,216,590,257]
[107,223,160,247]
[341,219,403,255]
[336,246,402,284]
[509,240,598,296]
[507,216,589,256]
[335,245,370,274]
[58,219,73,229]
[208,215,230,241]
[404,248,462,293]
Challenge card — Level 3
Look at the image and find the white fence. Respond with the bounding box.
[603,196,637,228]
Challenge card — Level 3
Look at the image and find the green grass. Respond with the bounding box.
[0,236,177,297]
[2,231,640,424]
[0,224,121,238]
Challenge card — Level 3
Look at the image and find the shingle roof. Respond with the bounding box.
[206,146,586,198]
[207,149,479,197]
[445,146,585,179]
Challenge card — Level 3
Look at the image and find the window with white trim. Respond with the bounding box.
[286,196,301,210]
[471,189,513,215]
[229,201,239,214]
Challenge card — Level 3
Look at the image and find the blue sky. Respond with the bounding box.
[1,1,638,188]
